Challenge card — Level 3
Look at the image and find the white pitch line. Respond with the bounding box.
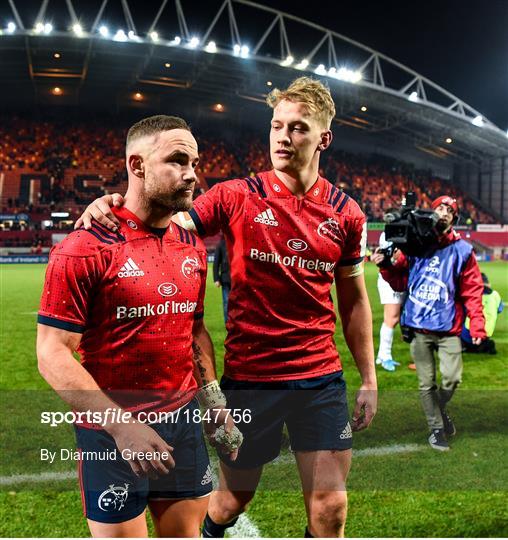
[0,444,425,487]
[0,444,425,539]
[225,444,425,537]
[0,470,76,486]
[19,311,38,315]
[270,443,425,465]
[354,443,425,456]
[0,467,262,537]
[228,513,262,538]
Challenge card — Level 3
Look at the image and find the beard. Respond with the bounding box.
[164,189,194,212]
[143,183,194,213]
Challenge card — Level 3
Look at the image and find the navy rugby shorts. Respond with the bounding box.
[74,398,212,523]
[219,371,352,469]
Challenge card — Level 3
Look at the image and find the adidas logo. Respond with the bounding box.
[200,465,213,486]
[339,422,352,440]
[118,258,145,278]
[254,208,278,227]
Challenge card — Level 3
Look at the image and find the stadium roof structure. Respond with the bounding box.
[1,0,507,164]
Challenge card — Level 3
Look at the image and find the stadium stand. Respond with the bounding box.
[0,117,499,251]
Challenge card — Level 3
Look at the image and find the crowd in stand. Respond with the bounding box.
[0,117,126,208]
[320,152,494,225]
[0,117,497,247]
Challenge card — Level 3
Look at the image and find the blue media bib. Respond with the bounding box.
[402,240,473,332]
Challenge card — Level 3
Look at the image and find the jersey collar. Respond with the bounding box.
[113,206,176,240]
[263,170,329,203]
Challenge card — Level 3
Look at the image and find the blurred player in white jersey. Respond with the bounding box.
[375,231,405,371]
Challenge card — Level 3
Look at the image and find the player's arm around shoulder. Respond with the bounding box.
[74,193,123,231]
[173,178,248,235]
[172,210,197,232]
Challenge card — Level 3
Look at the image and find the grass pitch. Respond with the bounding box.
[0,261,507,537]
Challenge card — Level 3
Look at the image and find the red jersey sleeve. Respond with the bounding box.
[335,199,367,278]
[193,244,208,320]
[188,180,247,236]
[379,252,409,292]
[340,215,367,266]
[38,233,104,333]
[458,251,487,339]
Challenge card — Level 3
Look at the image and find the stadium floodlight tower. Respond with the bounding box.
[2,0,507,170]
[3,1,506,128]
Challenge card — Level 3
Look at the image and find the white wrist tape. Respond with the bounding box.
[197,380,227,409]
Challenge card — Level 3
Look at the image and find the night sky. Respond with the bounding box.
[5,0,507,130]
[265,0,508,131]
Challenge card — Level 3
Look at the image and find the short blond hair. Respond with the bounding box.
[266,76,336,128]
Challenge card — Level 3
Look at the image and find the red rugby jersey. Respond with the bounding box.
[189,170,366,381]
[38,207,207,414]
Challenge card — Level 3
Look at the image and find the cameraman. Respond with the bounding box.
[372,196,486,451]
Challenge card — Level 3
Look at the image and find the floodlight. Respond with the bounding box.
[280,55,294,67]
[188,36,200,48]
[72,23,83,36]
[99,25,109,37]
[233,44,241,56]
[336,67,361,83]
[170,36,181,45]
[314,64,327,75]
[408,91,419,102]
[150,31,159,42]
[240,45,249,58]
[472,115,483,127]
[351,71,362,83]
[296,59,309,70]
[43,23,53,34]
[7,22,16,34]
[34,22,44,34]
[205,41,217,53]
[114,29,128,42]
